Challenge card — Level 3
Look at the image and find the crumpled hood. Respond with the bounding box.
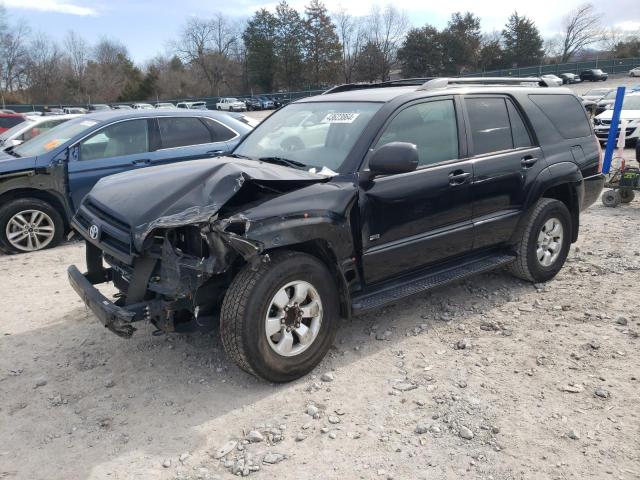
[86,156,327,248]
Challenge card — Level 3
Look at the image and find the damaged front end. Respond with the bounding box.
[68,157,330,337]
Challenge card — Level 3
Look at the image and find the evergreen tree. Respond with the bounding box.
[397,25,443,77]
[303,0,341,87]
[274,1,305,90]
[440,12,482,75]
[243,9,277,92]
[502,12,544,67]
[479,33,505,71]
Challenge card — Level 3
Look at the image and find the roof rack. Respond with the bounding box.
[417,77,552,90]
[322,78,435,95]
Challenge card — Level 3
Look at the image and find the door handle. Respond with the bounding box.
[521,156,538,168]
[448,170,471,186]
[131,159,151,166]
[207,150,225,157]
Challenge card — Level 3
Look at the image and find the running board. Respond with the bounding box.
[351,252,516,314]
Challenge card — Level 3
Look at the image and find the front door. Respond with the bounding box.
[360,97,475,284]
[67,118,154,210]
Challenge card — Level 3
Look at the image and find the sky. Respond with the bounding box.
[3,0,640,63]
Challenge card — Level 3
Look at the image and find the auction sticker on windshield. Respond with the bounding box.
[321,112,360,124]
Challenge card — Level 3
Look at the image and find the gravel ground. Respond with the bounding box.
[1,88,639,480]
[1,194,640,480]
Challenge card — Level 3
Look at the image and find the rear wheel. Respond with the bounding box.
[0,198,64,254]
[619,189,635,203]
[508,198,571,283]
[601,189,621,207]
[220,250,339,382]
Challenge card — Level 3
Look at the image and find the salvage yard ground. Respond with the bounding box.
[1,101,640,480]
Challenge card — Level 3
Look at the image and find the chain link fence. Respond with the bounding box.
[5,57,640,113]
[464,57,640,77]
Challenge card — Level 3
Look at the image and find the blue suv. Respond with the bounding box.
[0,110,251,253]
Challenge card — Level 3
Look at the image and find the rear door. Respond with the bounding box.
[151,116,238,166]
[67,118,153,209]
[463,95,545,249]
[360,97,475,284]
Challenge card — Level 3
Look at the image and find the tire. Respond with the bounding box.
[0,197,64,254]
[220,250,340,382]
[507,198,572,283]
[619,189,635,203]
[601,189,621,207]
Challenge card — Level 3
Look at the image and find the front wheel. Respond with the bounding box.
[508,198,571,283]
[0,198,64,254]
[220,251,339,382]
[602,189,621,207]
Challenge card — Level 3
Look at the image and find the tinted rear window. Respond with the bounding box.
[158,117,212,148]
[529,94,591,139]
[0,116,24,129]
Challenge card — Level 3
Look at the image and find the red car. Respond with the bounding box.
[0,113,26,134]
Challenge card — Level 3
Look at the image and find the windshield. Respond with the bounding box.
[13,118,98,157]
[234,101,381,172]
[622,96,640,110]
[0,119,34,141]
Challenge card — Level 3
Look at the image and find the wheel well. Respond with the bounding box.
[270,240,352,319]
[0,189,70,232]
[542,183,579,242]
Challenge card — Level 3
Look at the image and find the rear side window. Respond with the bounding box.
[158,117,212,149]
[202,118,237,142]
[466,98,513,155]
[506,100,532,148]
[0,116,24,129]
[529,94,591,139]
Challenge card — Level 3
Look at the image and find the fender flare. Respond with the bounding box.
[520,162,584,242]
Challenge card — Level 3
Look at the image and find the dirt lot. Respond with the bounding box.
[1,189,639,480]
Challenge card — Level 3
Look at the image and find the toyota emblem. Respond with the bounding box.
[88,224,99,240]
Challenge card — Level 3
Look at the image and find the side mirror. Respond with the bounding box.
[369,142,419,175]
[7,139,22,147]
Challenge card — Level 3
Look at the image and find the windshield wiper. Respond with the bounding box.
[227,153,252,160]
[258,156,307,169]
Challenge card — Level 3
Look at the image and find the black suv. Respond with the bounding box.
[579,69,609,82]
[68,77,604,382]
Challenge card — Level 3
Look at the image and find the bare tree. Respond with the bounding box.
[26,34,65,103]
[558,3,604,62]
[64,30,89,99]
[0,20,30,95]
[173,15,238,95]
[366,4,409,81]
[333,8,365,83]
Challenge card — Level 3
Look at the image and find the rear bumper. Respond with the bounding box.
[582,173,605,210]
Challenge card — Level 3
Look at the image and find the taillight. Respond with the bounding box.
[596,137,603,173]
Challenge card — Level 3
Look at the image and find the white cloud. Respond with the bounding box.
[3,0,98,16]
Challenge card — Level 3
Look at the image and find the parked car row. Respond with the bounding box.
[592,92,640,146]
[0,110,253,254]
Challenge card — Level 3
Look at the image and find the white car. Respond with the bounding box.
[155,102,175,109]
[593,93,640,144]
[176,101,208,110]
[132,103,154,110]
[540,74,563,87]
[0,114,80,149]
[216,98,247,112]
[630,67,640,77]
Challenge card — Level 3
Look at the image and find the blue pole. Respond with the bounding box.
[602,86,626,174]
